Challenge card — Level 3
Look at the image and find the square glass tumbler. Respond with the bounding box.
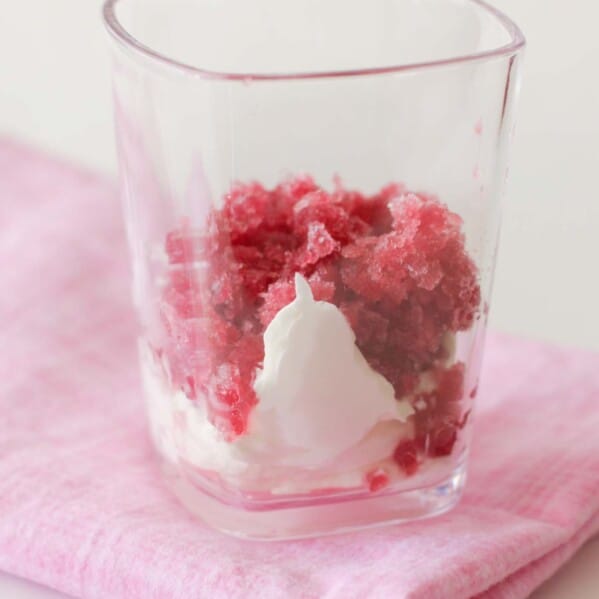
[103,0,524,539]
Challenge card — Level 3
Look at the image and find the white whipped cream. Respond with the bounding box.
[143,274,425,493]
[245,274,413,468]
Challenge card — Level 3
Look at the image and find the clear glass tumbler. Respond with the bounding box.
[103,0,524,539]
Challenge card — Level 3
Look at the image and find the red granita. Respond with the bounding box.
[413,363,466,457]
[393,440,420,476]
[366,468,390,492]
[294,221,340,270]
[159,176,480,456]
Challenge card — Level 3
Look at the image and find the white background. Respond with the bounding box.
[0,1,597,597]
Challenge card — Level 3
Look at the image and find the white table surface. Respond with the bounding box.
[0,0,597,597]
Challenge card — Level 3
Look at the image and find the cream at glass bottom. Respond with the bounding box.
[142,336,469,539]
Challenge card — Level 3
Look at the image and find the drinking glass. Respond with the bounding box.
[103,0,524,539]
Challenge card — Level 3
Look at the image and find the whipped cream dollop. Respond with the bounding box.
[245,274,413,467]
[144,274,416,493]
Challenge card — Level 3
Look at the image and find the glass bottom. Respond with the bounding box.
[162,460,467,540]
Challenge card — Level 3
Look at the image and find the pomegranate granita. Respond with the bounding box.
[142,176,480,496]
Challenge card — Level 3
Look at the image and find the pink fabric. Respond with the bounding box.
[1,138,598,599]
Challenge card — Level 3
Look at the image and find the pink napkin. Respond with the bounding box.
[1,138,598,599]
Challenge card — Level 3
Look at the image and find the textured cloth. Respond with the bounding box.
[0,138,598,599]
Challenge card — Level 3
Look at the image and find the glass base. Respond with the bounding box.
[163,460,467,540]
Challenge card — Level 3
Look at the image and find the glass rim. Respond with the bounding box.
[102,0,525,81]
